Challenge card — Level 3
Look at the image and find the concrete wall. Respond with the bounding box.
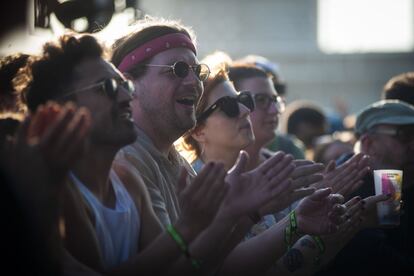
[139,0,414,114]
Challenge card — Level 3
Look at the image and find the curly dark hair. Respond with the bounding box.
[0,53,30,113]
[17,34,104,112]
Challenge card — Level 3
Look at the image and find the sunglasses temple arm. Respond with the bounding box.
[59,82,104,98]
[197,107,216,123]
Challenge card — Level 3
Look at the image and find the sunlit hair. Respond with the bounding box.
[111,16,196,79]
[0,53,30,114]
[15,34,104,112]
[178,67,229,163]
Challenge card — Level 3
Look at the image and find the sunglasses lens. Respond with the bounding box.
[254,94,269,110]
[173,61,190,78]
[239,92,255,112]
[104,79,118,97]
[122,80,135,95]
[220,97,240,118]
[197,64,210,81]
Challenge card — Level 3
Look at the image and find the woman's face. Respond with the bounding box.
[197,80,254,152]
[236,76,283,146]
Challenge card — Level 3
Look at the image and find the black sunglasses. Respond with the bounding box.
[254,93,285,112]
[197,91,255,123]
[61,78,135,99]
[146,61,210,81]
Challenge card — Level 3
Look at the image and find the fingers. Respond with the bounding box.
[267,162,295,190]
[308,187,332,201]
[53,107,91,165]
[270,177,292,197]
[40,103,77,150]
[325,160,336,173]
[328,193,345,206]
[291,173,324,190]
[293,159,314,167]
[228,150,249,176]
[204,166,227,210]
[328,203,347,224]
[265,154,294,180]
[194,162,225,200]
[362,194,391,207]
[344,153,363,167]
[290,187,316,202]
[256,151,285,174]
[182,162,215,197]
[291,162,324,179]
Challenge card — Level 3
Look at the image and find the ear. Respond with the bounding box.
[191,125,206,144]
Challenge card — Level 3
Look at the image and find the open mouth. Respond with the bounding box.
[119,108,132,121]
[176,95,196,106]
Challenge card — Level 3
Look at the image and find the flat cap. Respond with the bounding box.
[355,100,414,135]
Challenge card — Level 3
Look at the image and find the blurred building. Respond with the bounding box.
[140,0,414,114]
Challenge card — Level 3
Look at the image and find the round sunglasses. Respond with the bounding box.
[197,91,255,123]
[146,61,210,81]
[61,78,135,99]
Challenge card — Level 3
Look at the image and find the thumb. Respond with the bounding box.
[325,160,336,173]
[228,150,249,177]
[364,194,390,206]
[309,187,332,201]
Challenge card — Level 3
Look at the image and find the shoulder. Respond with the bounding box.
[112,161,149,205]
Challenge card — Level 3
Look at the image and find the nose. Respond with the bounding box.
[182,69,203,98]
[117,84,133,103]
[267,101,280,115]
[238,102,251,118]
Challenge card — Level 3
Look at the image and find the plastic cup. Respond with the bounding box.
[373,170,403,226]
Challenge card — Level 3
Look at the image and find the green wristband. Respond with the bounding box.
[166,225,201,270]
[311,235,325,265]
[166,224,187,252]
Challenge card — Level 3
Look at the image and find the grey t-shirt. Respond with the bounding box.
[115,127,195,227]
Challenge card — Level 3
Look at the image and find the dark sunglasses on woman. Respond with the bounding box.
[197,91,255,123]
[146,61,210,81]
[60,78,135,99]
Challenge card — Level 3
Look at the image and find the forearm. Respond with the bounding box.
[274,230,357,276]
[219,215,297,276]
[108,219,199,276]
[165,214,240,276]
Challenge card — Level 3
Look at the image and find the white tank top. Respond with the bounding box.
[70,170,140,269]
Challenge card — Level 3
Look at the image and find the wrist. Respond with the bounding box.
[174,219,199,242]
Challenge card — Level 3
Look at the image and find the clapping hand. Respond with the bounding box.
[217,151,295,220]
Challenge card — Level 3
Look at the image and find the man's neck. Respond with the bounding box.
[72,143,119,205]
[135,118,181,158]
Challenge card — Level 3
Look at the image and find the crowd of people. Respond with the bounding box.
[1,11,414,276]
